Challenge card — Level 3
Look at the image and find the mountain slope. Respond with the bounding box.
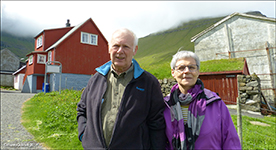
[1,31,34,60]
[134,11,268,79]
[134,16,225,78]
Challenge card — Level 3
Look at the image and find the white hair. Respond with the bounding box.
[170,50,200,70]
[109,28,138,52]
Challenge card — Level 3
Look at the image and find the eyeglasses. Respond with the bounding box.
[174,64,198,73]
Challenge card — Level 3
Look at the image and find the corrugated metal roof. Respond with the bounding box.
[26,51,47,57]
[1,70,17,75]
[199,70,243,75]
[45,18,91,52]
[12,65,26,75]
[191,12,276,42]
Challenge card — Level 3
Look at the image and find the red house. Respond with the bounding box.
[20,18,109,93]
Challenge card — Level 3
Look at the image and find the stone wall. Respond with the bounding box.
[158,78,177,97]
[0,74,14,87]
[237,73,261,112]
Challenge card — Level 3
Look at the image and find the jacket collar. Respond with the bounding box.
[95,58,144,79]
[165,79,222,104]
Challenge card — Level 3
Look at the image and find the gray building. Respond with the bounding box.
[191,12,276,105]
[0,48,21,86]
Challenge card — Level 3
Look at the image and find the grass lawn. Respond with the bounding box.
[21,89,83,149]
[22,90,275,149]
[1,86,16,90]
[136,57,245,79]
[231,115,276,149]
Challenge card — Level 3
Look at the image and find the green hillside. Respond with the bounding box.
[134,16,225,79]
[1,31,34,60]
[200,58,245,72]
[134,11,267,79]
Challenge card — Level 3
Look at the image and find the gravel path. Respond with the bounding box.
[1,90,47,150]
[227,105,264,118]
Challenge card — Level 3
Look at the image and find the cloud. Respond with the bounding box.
[1,1,275,39]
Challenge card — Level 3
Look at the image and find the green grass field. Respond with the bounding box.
[0,86,16,90]
[21,90,275,149]
[21,90,83,149]
[136,57,245,79]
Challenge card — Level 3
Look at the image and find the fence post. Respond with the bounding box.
[237,97,242,147]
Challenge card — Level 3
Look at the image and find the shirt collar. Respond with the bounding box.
[111,64,134,78]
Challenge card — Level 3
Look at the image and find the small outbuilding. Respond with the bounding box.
[0,48,21,87]
[12,65,26,90]
[199,58,250,105]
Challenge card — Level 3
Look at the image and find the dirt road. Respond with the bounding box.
[0,90,47,149]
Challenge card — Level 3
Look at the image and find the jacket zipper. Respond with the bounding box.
[99,79,108,148]
[108,78,136,147]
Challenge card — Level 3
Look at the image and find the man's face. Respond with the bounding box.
[109,31,138,74]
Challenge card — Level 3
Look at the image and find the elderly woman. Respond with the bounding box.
[164,50,241,150]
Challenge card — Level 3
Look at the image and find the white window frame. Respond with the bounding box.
[81,32,98,45]
[48,51,52,62]
[81,32,89,44]
[90,34,97,45]
[37,54,46,64]
[29,55,33,65]
[37,36,43,48]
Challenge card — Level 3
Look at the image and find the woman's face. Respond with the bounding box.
[172,57,199,92]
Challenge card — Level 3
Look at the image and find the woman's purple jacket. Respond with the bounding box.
[164,83,242,150]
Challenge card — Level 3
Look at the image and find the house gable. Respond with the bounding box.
[0,48,20,71]
[51,18,109,75]
[45,18,108,52]
[191,12,276,62]
[191,12,276,43]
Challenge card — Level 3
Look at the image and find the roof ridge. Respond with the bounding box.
[45,18,91,52]
[191,12,276,42]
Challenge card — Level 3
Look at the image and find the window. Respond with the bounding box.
[82,33,88,43]
[81,32,98,45]
[37,54,46,64]
[90,34,97,45]
[48,51,52,63]
[29,55,33,65]
[37,36,43,48]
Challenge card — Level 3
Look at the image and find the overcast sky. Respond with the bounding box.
[1,1,275,40]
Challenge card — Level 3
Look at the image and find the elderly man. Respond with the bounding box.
[77,28,166,149]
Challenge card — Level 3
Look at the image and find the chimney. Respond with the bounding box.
[66,19,71,27]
